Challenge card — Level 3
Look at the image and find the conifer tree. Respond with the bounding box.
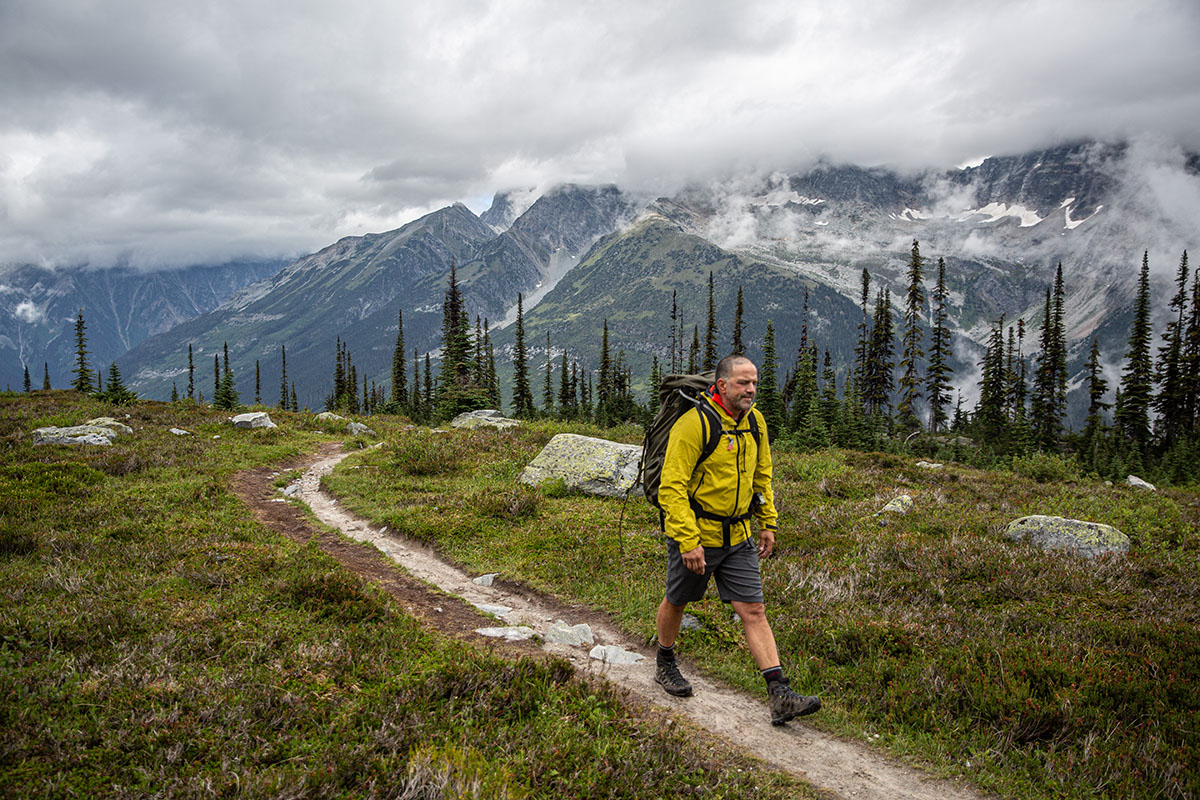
[219,342,238,410]
[925,257,953,433]
[1154,250,1189,447]
[437,261,481,418]
[703,272,718,371]
[410,349,423,421]
[290,382,298,413]
[279,345,289,410]
[212,355,221,407]
[171,383,179,403]
[99,362,137,406]
[1183,262,1200,433]
[688,326,700,374]
[71,310,93,393]
[975,316,1009,446]
[1115,252,1154,449]
[731,285,745,355]
[896,240,925,432]
[42,362,51,391]
[1081,336,1111,465]
[1031,271,1068,451]
[391,310,408,407]
[511,293,534,418]
[423,353,434,411]
[789,344,818,433]
[757,321,784,438]
[820,350,840,435]
[558,352,574,418]
[854,267,871,392]
[487,335,500,409]
[669,290,680,373]
[255,360,261,405]
[862,288,895,418]
[23,364,31,393]
[648,355,662,419]
[187,344,195,400]
[596,319,613,425]
[543,331,554,415]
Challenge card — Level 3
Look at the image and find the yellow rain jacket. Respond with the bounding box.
[659,391,778,553]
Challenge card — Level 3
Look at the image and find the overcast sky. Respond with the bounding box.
[2,0,1198,269]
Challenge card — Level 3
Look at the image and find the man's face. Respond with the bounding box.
[717,361,758,416]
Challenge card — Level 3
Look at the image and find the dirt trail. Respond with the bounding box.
[237,444,996,800]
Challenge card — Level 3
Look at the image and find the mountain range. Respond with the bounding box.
[4,138,1196,425]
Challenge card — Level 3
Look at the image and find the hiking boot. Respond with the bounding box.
[768,681,820,725]
[655,658,693,697]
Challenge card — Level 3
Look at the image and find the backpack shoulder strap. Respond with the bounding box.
[693,399,722,467]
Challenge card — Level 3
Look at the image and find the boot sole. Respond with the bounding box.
[655,676,694,697]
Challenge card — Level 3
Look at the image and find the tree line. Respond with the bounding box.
[39,244,1200,484]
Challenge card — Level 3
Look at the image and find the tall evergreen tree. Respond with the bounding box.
[543,331,554,415]
[758,321,784,438]
[926,257,953,433]
[1183,260,1200,433]
[558,352,573,418]
[1082,336,1111,448]
[391,310,408,407]
[731,285,746,355]
[290,382,298,413]
[423,353,434,411]
[688,326,700,373]
[255,360,262,405]
[896,240,926,431]
[862,288,895,418]
[98,362,136,406]
[703,272,718,370]
[42,362,51,391]
[410,348,423,421]
[854,267,871,392]
[1115,252,1154,449]
[71,309,92,393]
[975,316,1009,446]
[437,261,479,418]
[279,345,289,410]
[669,290,680,374]
[23,364,31,393]
[596,319,613,425]
[511,294,534,418]
[187,344,195,400]
[212,354,221,407]
[1154,250,1189,447]
[1031,273,1068,451]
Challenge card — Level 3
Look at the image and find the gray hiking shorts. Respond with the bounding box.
[664,538,764,605]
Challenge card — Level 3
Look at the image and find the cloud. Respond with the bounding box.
[1,0,1198,268]
[14,299,45,324]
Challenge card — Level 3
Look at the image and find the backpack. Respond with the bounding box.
[637,371,760,514]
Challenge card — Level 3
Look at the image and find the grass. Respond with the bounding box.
[0,392,812,799]
[321,421,1200,800]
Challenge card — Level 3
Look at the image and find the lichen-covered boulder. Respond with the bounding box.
[347,421,376,437]
[1126,475,1156,491]
[85,417,134,435]
[315,412,346,422]
[33,425,118,446]
[1003,514,1129,559]
[231,412,277,429]
[518,433,642,497]
[876,495,913,515]
[450,409,521,430]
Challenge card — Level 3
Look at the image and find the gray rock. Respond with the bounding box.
[518,433,642,497]
[1126,475,1156,491]
[472,573,498,587]
[545,621,595,646]
[315,412,346,422]
[231,412,277,429]
[876,495,913,515]
[348,421,376,437]
[476,626,537,641]
[450,409,521,430]
[680,613,703,632]
[32,423,123,446]
[169,428,191,436]
[916,461,943,470]
[280,483,302,498]
[1003,514,1130,559]
[588,644,645,665]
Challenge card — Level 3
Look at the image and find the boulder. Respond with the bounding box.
[231,412,277,429]
[588,644,644,665]
[348,421,376,437]
[85,417,134,435]
[518,433,642,497]
[315,412,346,422]
[33,425,117,446]
[876,495,913,515]
[450,409,521,430]
[916,461,943,470]
[1003,514,1130,559]
[169,428,191,436]
[1126,475,1156,492]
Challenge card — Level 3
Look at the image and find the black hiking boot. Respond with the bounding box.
[655,657,693,697]
[768,681,820,725]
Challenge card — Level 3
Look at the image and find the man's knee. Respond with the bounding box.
[733,602,767,624]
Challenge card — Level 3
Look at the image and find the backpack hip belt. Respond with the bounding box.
[687,498,753,549]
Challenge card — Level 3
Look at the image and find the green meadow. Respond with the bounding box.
[3,391,1198,799]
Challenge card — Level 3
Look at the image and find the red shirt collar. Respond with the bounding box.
[709,386,742,421]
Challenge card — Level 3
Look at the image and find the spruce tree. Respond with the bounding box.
[217,342,238,410]
[1183,261,1200,433]
[1154,250,1189,447]
[99,362,136,406]
[212,355,221,408]
[925,257,953,433]
[410,349,423,421]
[975,316,1009,447]
[390,310,408,407]
[757,321,784,438]
[862,288,895,418]
[731,285,745,355]
[171,383,179,403]
[71,310,93,393]
[42,362,51,391]
[423,353,434,411]
[1031,273,1068,452]
[187,344,195,400]
[896,240,925,432]
[23,364,31,393]
[596,319,613,426]
[669,290,680,373]
[1115,252,1154,449]
[558,352,573,418]
[279,345,289,410]
[688,326,700,374]
[854,267,871,392]
[437,261,482,417]
[543,331,554,415]
[511,293,534,418]
[703,272,718,371]
[1081,336,1111,465]
[290,382,298,413]
[255,360,261,405]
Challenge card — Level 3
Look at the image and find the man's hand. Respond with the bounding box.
[758,528,776,559]
[681,545,706,575]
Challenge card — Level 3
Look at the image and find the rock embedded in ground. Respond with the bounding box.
[518,433,642,497]
[1003,514,1129,559]
[450,409,521,430]
[231,412,277,429]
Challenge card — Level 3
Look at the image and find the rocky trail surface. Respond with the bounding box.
[233,443,996,800]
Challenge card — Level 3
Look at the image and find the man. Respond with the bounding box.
[654,353,821,726]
